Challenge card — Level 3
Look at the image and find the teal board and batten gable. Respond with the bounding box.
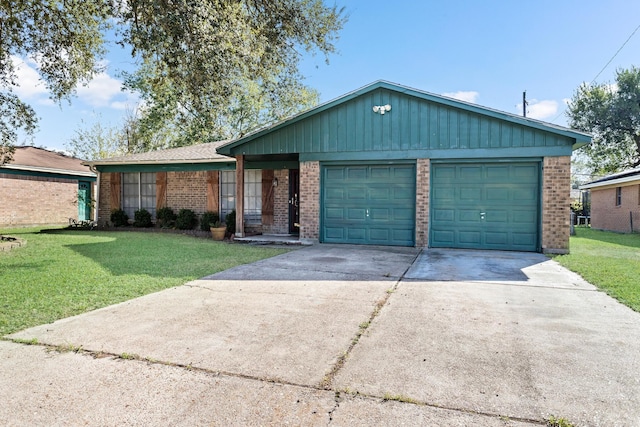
[217,81,591,161]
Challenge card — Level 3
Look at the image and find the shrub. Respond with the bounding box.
[110,209,129,227]
[133,209,153,228]
[225,210,236,235]
[175,209,197,230]
[200,211,221,231]
[156,207,176,228]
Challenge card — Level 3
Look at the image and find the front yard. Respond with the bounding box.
[0,228,287,336]
[555,228,640,312]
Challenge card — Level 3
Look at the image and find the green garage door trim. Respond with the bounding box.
[430,162,540,252]
[321,163,416,246]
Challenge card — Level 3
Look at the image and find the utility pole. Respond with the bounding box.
[523,91,528,117]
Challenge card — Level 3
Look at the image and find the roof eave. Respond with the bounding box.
[580,174,640,189]
[1,164,96,177]
[84,157,235,167]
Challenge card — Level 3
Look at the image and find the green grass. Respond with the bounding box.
[555,228,640,311]
[0,227,287,336]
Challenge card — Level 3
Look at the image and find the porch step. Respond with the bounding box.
[233,234,312,246]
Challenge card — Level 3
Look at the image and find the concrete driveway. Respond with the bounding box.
[3,245,640,426]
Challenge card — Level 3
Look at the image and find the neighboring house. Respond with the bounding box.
[89,81,591,253]
[580,168,640,233]
[0,146,96,227]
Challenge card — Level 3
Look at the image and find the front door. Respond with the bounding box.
[289,169,300,234]
[78,181,91,221]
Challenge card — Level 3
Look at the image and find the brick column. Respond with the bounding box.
[542,156,571,254]
[299,161,320,241]
[415,158,430,247]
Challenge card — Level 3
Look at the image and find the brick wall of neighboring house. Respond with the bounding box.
[299,161,320,241]
[590,183,640,233]
[166,171,208,215]
[262,169,290,234]
[0,173,78,226]
[541,156,571,254]
[415,158,430,247]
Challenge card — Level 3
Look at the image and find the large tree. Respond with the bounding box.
[0,0,112,163]
[1,0,345,161]
[568,67,640,175]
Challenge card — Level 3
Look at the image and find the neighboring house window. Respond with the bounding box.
[615,187,622,206]
[219,169,262,223]
[122,172,156,218]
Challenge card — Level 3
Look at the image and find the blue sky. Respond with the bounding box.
[11,0,640,153]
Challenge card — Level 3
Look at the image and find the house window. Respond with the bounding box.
[220,170,236,220]
[219,169,262,223]
[122,172,156,218]
[615,187,622,206]
[244,169,262,224]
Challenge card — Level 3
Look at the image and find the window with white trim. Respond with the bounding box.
[220,170,236,220]
[244,169,262,223]
[122,172,156,218]
[219,170,262,223]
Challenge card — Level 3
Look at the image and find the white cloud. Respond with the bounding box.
[8,55,48,99]
[517,99,558,120]
[76,72,126,107]
[442,90,480,103]
[8,55,138,111]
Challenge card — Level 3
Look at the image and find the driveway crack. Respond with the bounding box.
[318,249,423,390]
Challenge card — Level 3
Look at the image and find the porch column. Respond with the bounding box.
[235,154,245,237]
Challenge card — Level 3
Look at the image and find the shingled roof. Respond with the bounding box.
[581,167,640,189]
[1,146,95,177]
[85,140,233,166]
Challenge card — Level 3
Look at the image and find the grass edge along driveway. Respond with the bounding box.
[0,228,287,336]
[554,227,640,312]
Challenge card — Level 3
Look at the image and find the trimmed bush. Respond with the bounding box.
[175,209,197,230]
[110,209,129,227]
[225,210,236,235]
[200,211,221,231]
[133,209,153,228]
[156,207,176,228]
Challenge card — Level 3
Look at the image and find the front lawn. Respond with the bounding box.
[555,228,640,312]
[0,228,287,336]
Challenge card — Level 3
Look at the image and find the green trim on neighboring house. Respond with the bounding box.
[0,168,97,182]
[95,162,236,173]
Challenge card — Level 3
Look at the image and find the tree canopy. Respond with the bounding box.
[1,0,346,162]
[568,67,640,175]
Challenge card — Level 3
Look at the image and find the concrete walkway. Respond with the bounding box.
[2,245,640,426]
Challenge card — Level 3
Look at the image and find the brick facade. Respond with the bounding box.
[262,169,290,234]
[0,173,80,227]
[299,161,320,241]
[415,159,430,247]
[541,156,571,254]
[590,183,640,233]
[165,171,208,214]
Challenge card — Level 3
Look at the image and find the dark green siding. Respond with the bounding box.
[321,163,416,246]
[430,162,540,251]
[230,88,576,160]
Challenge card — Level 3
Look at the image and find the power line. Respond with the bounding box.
[550,22,640,124]
[590,23,640,85]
